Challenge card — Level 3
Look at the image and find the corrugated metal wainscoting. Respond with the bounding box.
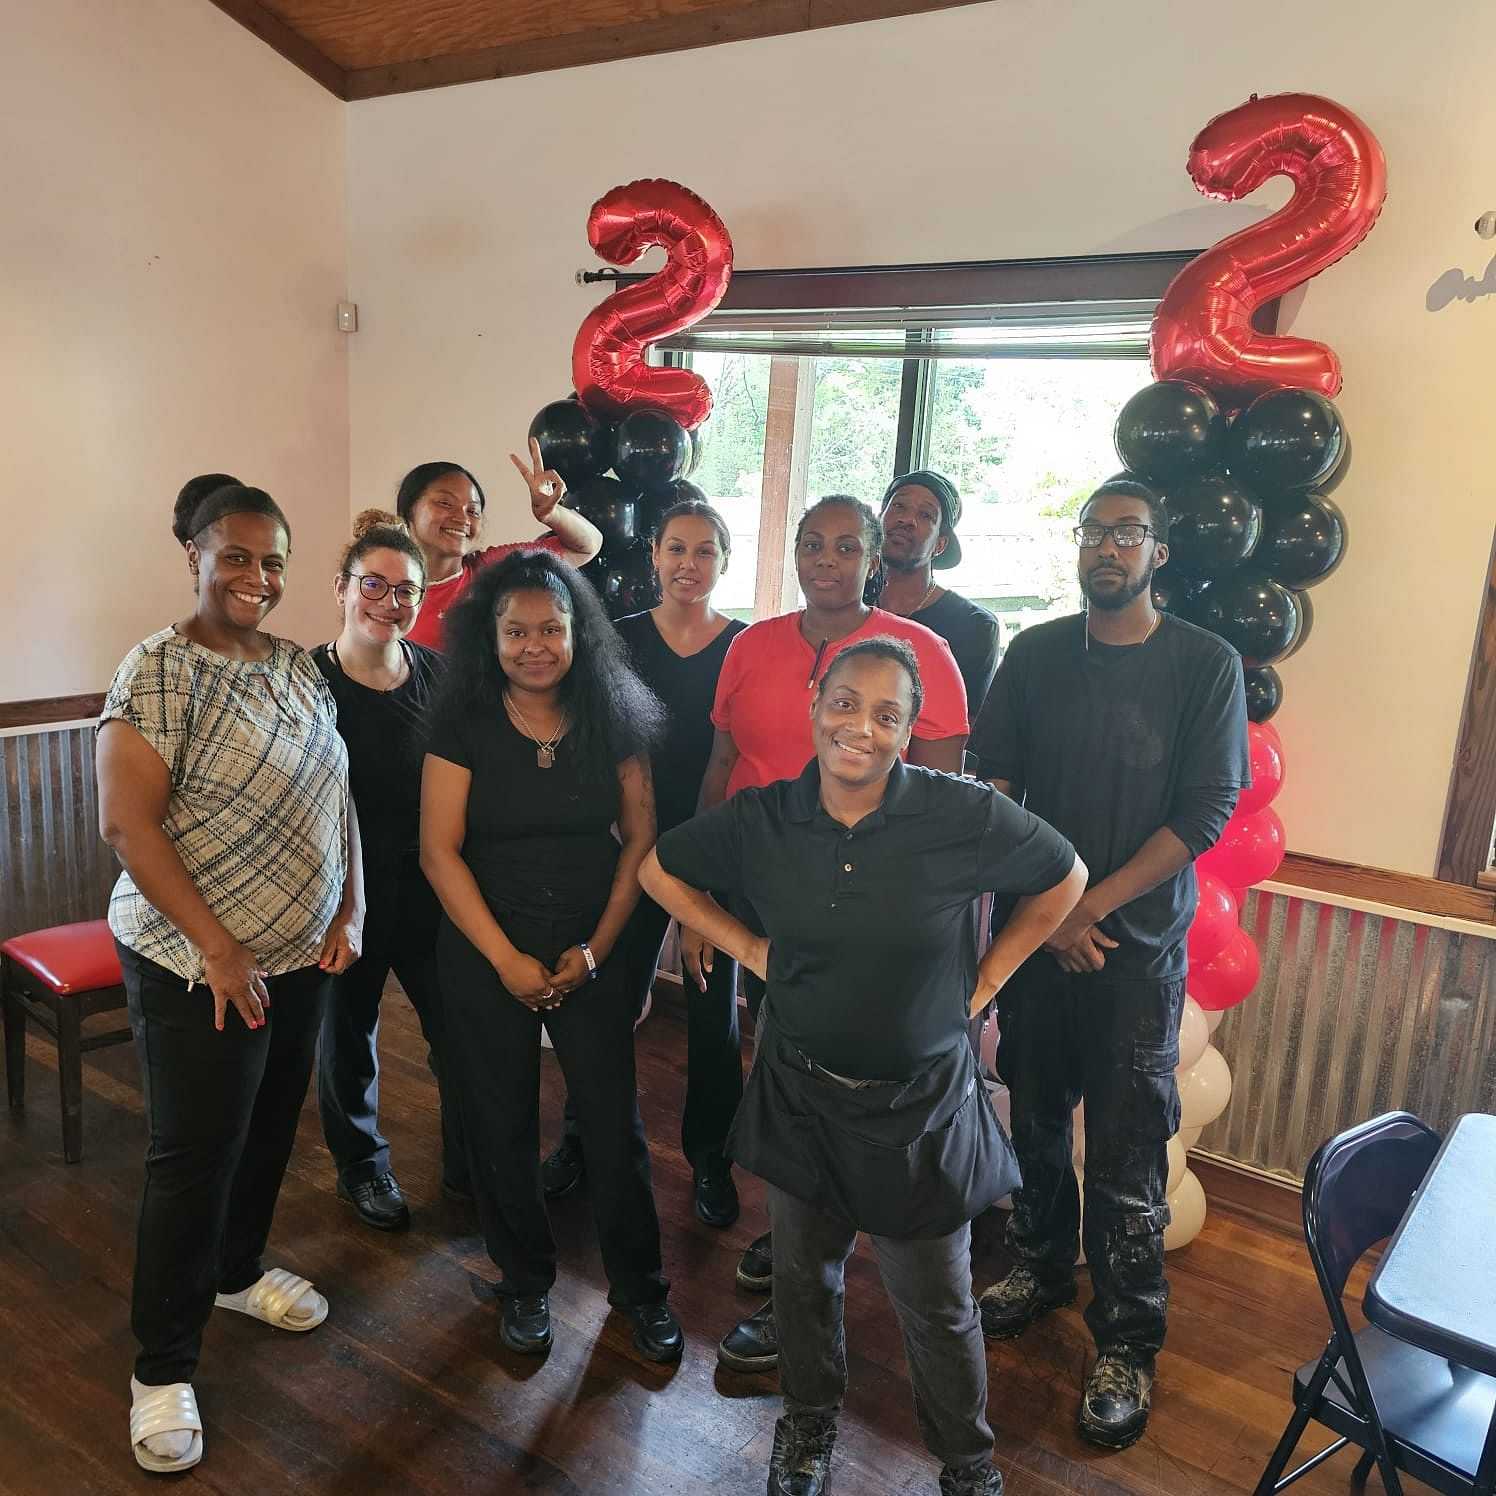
[1,723,118,944]
[1200,888,1496,1182]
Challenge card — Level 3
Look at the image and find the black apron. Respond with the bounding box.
[727,1001,1020,1240]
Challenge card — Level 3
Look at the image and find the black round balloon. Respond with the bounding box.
[1256,491,1345,589]
[613,409,690,488]
[1243,666,1283,723]
[1193,569,1304,667]
[612,538,659,615]
[1282,589,1314,659]
[1151,570,1205,615]
[637,478,709,539]
[1114,380,1227,484]
[527,400,613,484]
[1227,388,1345,492]
[684,426,705,478]
[1160,471,1262,578]
[569,474,638,549]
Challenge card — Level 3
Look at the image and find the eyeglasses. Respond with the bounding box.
[346,573,425,607]
[1073,522,1158,549]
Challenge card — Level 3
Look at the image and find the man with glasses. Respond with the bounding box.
[968,478,1248,1449]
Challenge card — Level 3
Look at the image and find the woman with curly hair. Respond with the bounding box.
[420,551,681,1363]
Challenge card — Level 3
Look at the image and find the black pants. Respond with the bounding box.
[119,942,330,1386]
[317,871,465,1188]
[438,909,667,1306]
[996,954,1183,1365]
[769,1184,992,1471]
[561,889,747,1170]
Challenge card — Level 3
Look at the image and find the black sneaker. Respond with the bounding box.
[977,1266,1076,1340]
[541,1136,584,1199]
[767,1411,836,1495]
[500,1293,552,1355]
[940,1460,1005,1495]
[1078,1352,1153,1449]
[621,1301,684,1363]
[694,1160,740,1228]
[718,1300,777,1372]
[736,1230,774,1292]
[336,1172,411,1231]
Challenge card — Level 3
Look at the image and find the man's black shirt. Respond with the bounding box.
[970,611,1248,979]
[656,758,1075,1080]
[911,590,1000,720]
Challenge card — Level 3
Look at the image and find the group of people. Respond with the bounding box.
[99,448,1248,1496]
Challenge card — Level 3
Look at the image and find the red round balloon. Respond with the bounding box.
[1151,93,1387,404]
[572,179,733,429]
[1190,926,1262,1012]
[1237,720,1285,816]
[1188,871,1240,965]
[1198,806,1286,889]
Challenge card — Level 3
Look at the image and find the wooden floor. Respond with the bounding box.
[2,989,1361,1496]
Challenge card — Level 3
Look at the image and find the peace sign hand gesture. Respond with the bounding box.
[509,437,568,524]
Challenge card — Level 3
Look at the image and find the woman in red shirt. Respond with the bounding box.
[402,441,603,649]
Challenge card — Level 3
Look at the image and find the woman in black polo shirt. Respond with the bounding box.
[420,551,681,1364]
[641,638,1085,1496]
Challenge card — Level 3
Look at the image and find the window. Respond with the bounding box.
[656,255,1190,637]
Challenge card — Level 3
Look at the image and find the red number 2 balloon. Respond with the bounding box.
[1151,93,1386,404]
[572,179,734,430]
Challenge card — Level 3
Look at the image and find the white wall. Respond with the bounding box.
[346,0,1496,876]
[1,0,348,700]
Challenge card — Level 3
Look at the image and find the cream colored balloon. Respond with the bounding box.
[1180,1124,1204,1151]
[1072,1100,1086,1166]
[1166,1133,1186,1194]
[1178,997,1210,1072]
[1163,1167,1207,1250]
[1205,1006,1225,1035]
[1178,1044,1233,1130]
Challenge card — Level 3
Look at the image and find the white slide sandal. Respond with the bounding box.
[214,1267,328,1331]
[130,1378,203,1473]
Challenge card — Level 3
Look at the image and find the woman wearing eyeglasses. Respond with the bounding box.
[312,510,467,1230]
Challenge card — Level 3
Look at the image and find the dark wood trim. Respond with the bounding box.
[343,0,990,100]
[207,0,347,98]
[0,694,105,731]
[1275,850,1496,926]
[1191,1154,1302,1236]
[1436,524,1496,886]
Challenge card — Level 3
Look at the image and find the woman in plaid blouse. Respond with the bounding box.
[97,482,362,1475]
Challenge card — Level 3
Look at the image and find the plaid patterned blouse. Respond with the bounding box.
[101,628,349,981]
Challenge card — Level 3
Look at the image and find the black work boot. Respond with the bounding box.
[737,1230,774,1291]
[939,1460,1005,1495]
[718,1300,778,1372]
[767,1411,837,1495]
[977,1265,1076,1340]
[1077,1352,1154,1449]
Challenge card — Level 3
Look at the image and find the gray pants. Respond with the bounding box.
[768,1183,993,1469]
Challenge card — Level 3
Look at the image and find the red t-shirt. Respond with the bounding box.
[405,537,568,650]
[710,608,969,799]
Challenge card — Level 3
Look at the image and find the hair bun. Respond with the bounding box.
[352,507,406,540]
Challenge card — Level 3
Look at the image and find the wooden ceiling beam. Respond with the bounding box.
[337,0,992,100]
[208,0,347,98]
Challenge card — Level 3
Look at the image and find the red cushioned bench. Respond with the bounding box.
[2,920,132,1163]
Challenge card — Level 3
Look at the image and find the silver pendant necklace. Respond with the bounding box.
[505,691,566,769]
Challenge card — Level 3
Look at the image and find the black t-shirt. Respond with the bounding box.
[656,758,1076,1079]
[426,699,622,922]
[313,641,443,902]
[615,610,747,833]
[970,612,1249,978]
[911,590,1001,721]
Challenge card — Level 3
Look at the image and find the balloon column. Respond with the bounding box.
[1116,93,1385,1249]
[532,179,732,619]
